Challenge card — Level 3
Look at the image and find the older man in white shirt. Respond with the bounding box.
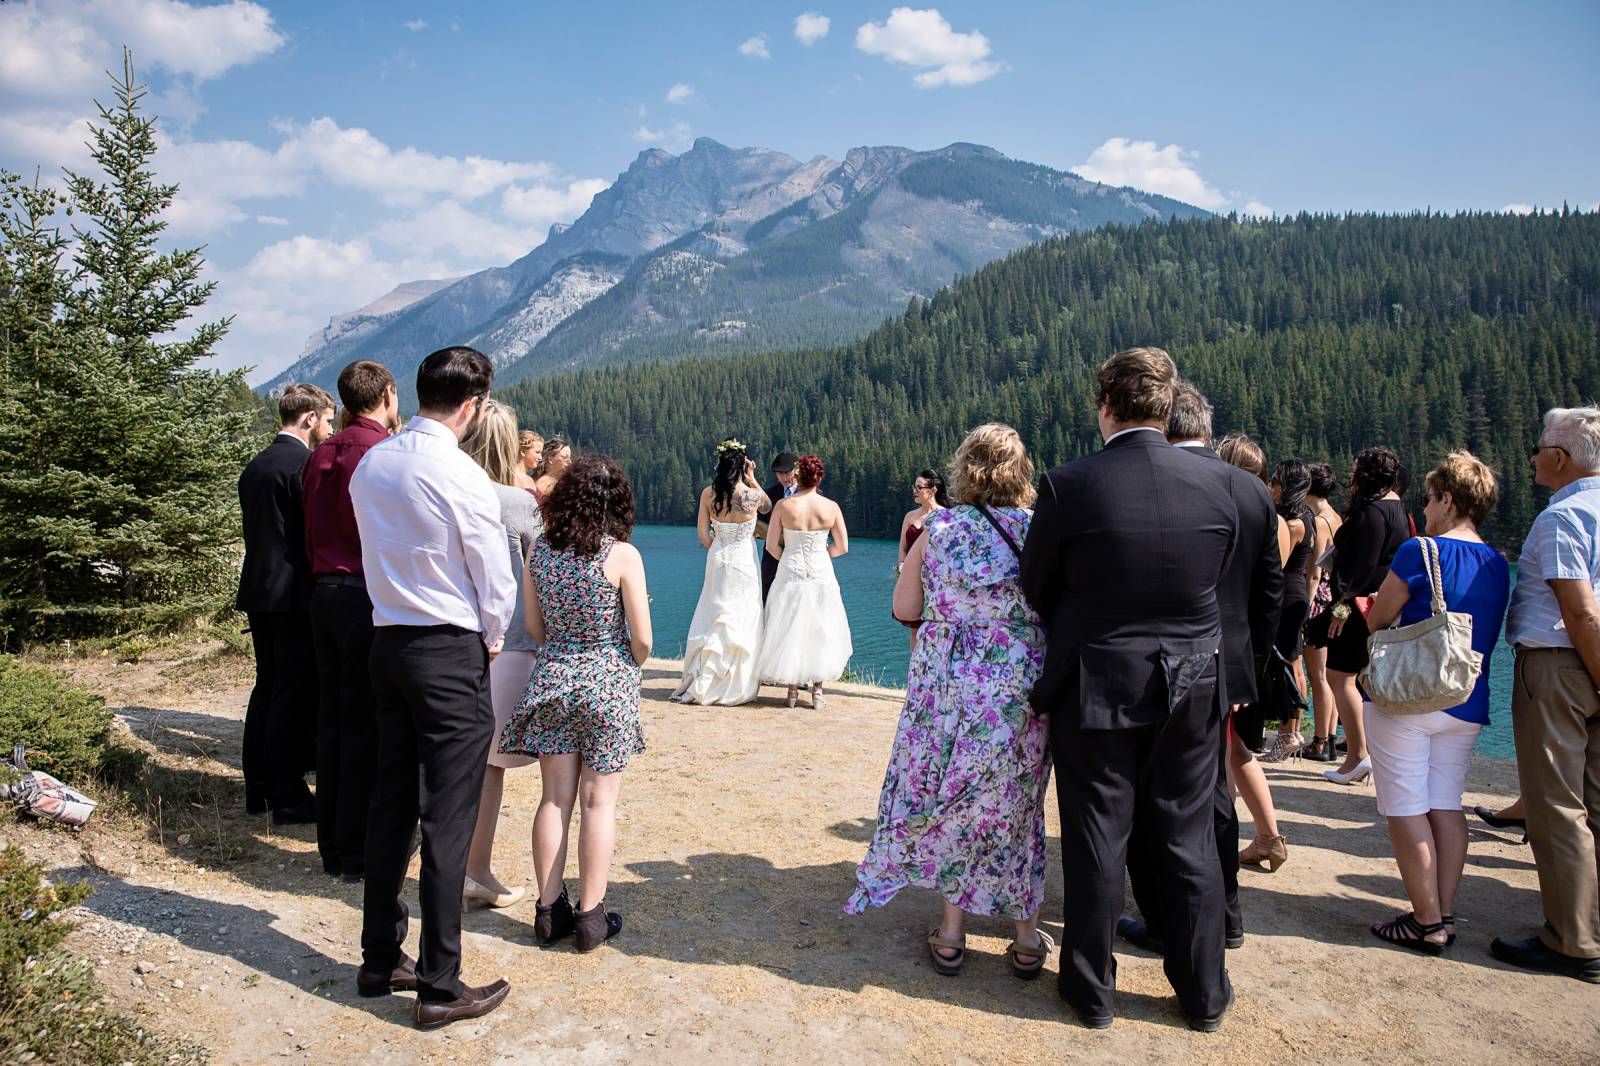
[349,346,518,1028]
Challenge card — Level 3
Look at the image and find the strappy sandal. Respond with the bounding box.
[1370,911,1449,955]
[1006,929,1055,980]
[1442,914,1457,946]
[926,929,966,976]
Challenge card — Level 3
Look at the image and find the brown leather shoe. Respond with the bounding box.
[413,979,511,1029]
[356,953,417,998]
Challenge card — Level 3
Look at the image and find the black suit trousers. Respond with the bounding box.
[760,547,779,604]
[310,582,379,875]
[1053,671,1230,1020]
[243,611,317,809]
[1128,717,1241,942]
[362,624,493,1003]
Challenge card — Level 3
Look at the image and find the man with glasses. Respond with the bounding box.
[1495,407,1600,983]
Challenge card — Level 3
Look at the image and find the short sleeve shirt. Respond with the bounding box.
[1506,477,1600,648]
[1389,537,1511,724]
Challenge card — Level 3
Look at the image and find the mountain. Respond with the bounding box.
[497,210,1600,549]
[263,138,1208,399]
[282,277,460,384]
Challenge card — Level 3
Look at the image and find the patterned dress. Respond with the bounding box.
[500,535,644,773]
[845,506,1050,919]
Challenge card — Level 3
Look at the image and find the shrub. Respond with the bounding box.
[0,655,116,783]
[0,845,207,1065]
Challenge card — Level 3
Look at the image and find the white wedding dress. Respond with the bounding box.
[756,528,853,685]
[672,517,764,705]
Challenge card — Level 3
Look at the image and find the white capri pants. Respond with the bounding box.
[1363,703,1481,817]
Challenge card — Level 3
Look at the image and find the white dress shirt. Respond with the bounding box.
[1103,426,1168,446]
[349,416,517,646]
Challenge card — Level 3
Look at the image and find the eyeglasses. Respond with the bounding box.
[1531,444,1568,459]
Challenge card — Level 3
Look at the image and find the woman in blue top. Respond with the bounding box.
[1362,451,1511,954]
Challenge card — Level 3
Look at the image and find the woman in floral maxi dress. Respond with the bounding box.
[845,424,1053,978]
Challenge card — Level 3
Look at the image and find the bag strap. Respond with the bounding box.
[973,503,1023,559]
[1420,537,1446,617]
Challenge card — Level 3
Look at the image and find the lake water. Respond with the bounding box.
[633,524,1518,759]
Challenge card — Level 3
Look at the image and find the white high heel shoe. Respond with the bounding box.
[463,877,526,910]
[1324,757,1372,785]
[811,683,826,710]
[786,685,799,708]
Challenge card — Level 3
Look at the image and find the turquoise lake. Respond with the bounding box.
[632,524,1518,759]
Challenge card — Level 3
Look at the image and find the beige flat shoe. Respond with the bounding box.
[463,877,526,910]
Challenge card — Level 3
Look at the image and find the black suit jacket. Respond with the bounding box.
[236,435,313,614]
[1178,444,1284,706]
[755,481,787,539]
[1019,429,1240,730]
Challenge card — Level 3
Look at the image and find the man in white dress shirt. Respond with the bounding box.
[348,346,518,1028]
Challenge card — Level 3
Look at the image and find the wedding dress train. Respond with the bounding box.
[672,518,763,705]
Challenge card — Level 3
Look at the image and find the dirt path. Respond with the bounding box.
[5,641,1597,1064]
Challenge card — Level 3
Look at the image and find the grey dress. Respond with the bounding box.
[494,484,542,654]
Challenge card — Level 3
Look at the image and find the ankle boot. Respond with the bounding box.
[534,884,576,945]
[573,899,623,953]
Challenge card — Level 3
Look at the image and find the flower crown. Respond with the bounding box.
[715,438,745,457]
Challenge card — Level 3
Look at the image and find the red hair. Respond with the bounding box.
[795,454,824,488]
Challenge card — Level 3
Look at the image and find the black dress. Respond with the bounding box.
[1318,497,1411,674]
[1277,506,1316,659]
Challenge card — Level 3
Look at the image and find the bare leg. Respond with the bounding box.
[576,765,624,907]
[1279,657,1308,734]
[1494,797,1525,820]
[1229,734,1281,840]
[1305,646,1336,740]
[1327,668,1369,772]
[1011,912,1047,961]
[466,765,507,890]
[1381,814,1449,946]
[1427,808,1469,926]
[934,900,965,960]
[532,754,580,905]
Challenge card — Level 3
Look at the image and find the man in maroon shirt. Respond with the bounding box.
[303,359,399,881]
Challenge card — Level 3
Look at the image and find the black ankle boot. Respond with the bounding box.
[535,885,576,945]
[573,899,622,953]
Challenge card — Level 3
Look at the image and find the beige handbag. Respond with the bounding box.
[1361,538,1482,715]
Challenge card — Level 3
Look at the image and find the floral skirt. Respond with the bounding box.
[500,638,644,774]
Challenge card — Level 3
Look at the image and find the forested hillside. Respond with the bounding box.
[499,211,1600,548]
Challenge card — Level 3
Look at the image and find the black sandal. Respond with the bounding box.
[1370,912,1449,955]
[1442,914,1457,946]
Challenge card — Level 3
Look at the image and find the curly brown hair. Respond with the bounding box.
[541,454,635,557]
[948,423,1036,508]
[795,454,824,489]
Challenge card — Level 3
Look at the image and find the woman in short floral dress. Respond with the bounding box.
[845,424,1053,979]
[501,454,652,953]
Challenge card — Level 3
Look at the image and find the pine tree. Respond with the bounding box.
[0,52,258,640]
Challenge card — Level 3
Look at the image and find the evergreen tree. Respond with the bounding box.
[0,52,257,641]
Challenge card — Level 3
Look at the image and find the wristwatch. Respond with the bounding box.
[1330,602,1352,621]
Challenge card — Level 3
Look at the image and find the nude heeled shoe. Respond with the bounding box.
[1239,834,1289,872]
[811,683,826,710]
[463,877,525,910]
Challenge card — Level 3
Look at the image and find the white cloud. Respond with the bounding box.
[0,0,284,102]
[255,214,288,225]
[1071,137,1228,210]
[665,83,696,105]
[738,34,771,59]
[794,13,830,45]
[500,179,609,228]
[855,7,1007,88]
[404,19,426,31]
[1242,201,1274,217]
[631,122,693,151]
[1500,202,1537,215]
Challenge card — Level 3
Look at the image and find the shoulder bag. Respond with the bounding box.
[1359,538,1482,715]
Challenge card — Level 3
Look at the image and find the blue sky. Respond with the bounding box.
[3,0,1597,382]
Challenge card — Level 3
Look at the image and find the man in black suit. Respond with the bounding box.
[237,383,336,823]
[1120,382,1283,956]
[756,451,798,604]
[1019,347,1239,1032]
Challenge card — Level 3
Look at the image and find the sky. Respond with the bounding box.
[3,0,1597,384]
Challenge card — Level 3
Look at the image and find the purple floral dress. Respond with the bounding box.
[845,506,1050,920]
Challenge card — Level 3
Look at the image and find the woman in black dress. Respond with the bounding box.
[1309,447,1410,785]
[1260,459,1316,763]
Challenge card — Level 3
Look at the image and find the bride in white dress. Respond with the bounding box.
[755,454,853,708]
[672,441,772,705]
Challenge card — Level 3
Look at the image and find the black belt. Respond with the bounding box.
[315,573,366,588]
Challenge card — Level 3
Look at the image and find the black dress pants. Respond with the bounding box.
[362,624,493,1003]
[243,611,317,810]
[1053,668,1230,1021]
[760,547,779,604]
[1128,715,1242,943]
[311,580,379,876]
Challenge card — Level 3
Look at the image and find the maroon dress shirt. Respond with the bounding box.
[303,416,388,576]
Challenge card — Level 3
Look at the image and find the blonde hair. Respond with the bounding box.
[948,423,1036,508]
[518,429,543,455]
[462,399,522,487]
[1216,432,1267,481]
[1424,450,1499,527]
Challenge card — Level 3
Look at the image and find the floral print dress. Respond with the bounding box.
[500,535,644,774]
[845,506,1050,920]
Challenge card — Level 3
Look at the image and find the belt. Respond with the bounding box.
[315,573,366,588]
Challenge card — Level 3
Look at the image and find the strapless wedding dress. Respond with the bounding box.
[756,528,853,686]
[673,518,763,705]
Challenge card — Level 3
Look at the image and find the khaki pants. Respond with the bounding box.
[1512,647,1600,958]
